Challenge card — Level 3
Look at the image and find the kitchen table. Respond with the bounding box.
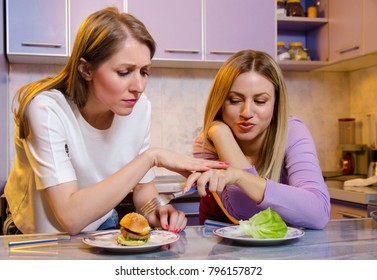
[0,218,376,260]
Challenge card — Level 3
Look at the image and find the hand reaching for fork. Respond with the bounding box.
[146,204,187,233]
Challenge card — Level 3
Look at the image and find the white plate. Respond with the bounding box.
[214,226,305,246]
[82,230,180,253]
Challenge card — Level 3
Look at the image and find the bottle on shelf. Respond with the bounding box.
[277,0,286,17]
[286,0,305,17]
[277,41,291,61]
[288,42,310,61]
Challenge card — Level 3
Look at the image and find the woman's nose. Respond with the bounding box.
[240,101,254,119]
[129,73,146,93]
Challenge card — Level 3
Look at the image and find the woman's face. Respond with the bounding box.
[222,71,275,144]
[86,36,151,116]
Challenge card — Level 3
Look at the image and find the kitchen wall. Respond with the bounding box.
[7,63,359,176]
[0,4,7,190]
[349,66,377,146]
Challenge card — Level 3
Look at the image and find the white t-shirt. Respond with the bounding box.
[5,90,155,233]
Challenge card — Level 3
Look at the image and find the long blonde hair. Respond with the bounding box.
[202,50,288,181]
[13,7,156,139]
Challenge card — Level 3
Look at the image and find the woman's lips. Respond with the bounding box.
[123,99,137,105]
[237,121,254,132]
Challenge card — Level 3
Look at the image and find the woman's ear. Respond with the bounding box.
[78,58,92,81]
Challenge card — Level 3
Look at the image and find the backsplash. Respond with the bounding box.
[9,63,376,177]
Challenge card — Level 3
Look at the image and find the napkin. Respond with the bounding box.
[343,176,377,193]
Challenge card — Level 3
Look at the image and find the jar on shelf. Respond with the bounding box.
[286,0,304,17]
[288,42,310,61]
[277,41,291,61]
[277,0,286,17]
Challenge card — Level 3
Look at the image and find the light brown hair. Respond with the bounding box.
[13,7,156,139]
[202,50,288,181]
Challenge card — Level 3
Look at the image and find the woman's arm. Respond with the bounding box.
[194,119,330,229]
[208,121,251,169]
[133,181,187,231]
[45,148,224,235]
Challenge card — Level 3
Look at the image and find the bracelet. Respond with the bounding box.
[139,195,163,217]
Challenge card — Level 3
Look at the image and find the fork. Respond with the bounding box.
[139,184,208,216]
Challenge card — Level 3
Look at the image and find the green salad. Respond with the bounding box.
[239,208,288,239]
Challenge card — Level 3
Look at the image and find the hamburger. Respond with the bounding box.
[116,212,151,246]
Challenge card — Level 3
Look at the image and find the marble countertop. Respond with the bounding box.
[1,218,376,260]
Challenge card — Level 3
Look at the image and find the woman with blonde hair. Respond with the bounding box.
[4,7,227,235]
[190,50,330,229]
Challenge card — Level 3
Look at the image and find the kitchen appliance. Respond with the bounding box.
[339,144,368,175]
[338,118,368,175]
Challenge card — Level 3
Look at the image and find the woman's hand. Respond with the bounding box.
[146,148,229,179]
[186,167,266,204]
[146,204,187,233]
[186,166,240,196]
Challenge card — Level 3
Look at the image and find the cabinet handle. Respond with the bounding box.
[185,212,199,216]
[336,45,360,54]
[21,42,62,48]
[337,211,364,219]
[164,49,200,54]
[209,50,237,55]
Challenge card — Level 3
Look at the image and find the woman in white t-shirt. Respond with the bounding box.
[4,7,228,235]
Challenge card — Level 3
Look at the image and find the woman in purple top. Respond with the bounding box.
[190,50,330,229]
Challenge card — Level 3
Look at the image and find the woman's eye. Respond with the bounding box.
[117,71,129,77]
[255,100,267,105]
[229,98,242,104]
[141,70,150,77]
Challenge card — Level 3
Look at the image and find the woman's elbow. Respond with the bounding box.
[56,214,84,235]
[306,209,330,230]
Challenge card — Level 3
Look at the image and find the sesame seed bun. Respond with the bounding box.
[119,212,150,236]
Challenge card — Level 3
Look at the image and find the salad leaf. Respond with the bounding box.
[239,208,287,239]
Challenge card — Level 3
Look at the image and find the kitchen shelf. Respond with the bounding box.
[277,16,328,32]
[278,60,329,71]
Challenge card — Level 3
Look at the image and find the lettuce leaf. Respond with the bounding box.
[239,208,288,239]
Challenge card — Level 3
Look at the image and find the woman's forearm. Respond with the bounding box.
[208,122,251,168]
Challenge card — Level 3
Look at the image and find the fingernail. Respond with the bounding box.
[220,162,230,165]
[205,166,212,169]
[165,224,169,229]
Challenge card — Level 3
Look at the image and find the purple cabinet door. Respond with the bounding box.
[205,0,275,61]
[69,0,125,55]
[7,0,67,56]
[128,0,203,61]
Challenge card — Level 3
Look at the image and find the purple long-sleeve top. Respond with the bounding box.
[193,117,330,229]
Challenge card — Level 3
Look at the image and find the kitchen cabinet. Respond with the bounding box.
[6,0,68,64]
[363,0,377,55]
[69,0,125,55]
[328,0,363,63]
[330,199,368,219]
[128,0,275,66]
[277,0,329,71]
[205,0,275,62]
[127,0,203,62]
[328,0,377,62]
[320,0,377,71]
